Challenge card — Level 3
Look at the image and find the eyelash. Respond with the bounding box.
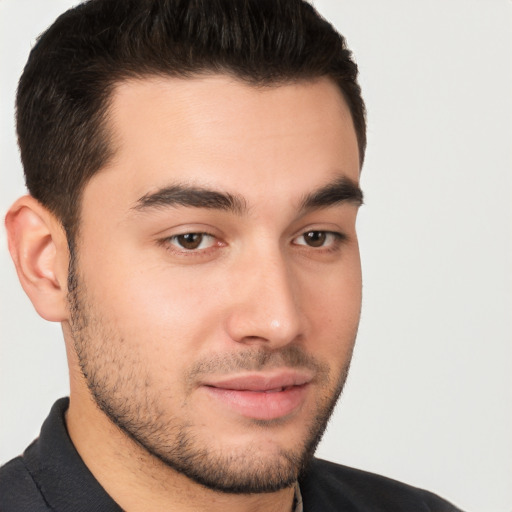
[160,230,346,256]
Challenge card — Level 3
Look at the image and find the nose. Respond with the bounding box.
[224,247,304,348]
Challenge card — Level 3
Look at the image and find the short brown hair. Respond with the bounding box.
[16,0,366,241]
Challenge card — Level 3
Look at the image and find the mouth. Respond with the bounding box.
[201,370,313,421]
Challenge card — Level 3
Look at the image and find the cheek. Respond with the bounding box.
[301,258,362,352]
[80,253,227,358]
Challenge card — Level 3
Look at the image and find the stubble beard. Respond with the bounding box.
[67,257,355,494]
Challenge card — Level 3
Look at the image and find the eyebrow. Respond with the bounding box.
[132,176,363,216]
[133,184,247,215]
[299,176,364,212]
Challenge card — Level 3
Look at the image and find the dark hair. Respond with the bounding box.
[16,0,366,240]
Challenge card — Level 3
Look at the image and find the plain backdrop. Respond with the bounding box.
[1,1,511,511]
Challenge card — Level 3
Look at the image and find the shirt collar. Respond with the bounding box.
[293,481,304,512]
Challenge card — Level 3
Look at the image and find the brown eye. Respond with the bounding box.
[303,231,327,247]
[170,233,215,251]
[176,233,203,249]
[293,231,344,249]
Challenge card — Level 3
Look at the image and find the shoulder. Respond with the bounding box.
[299,458,463,512]
[0,453,50,512]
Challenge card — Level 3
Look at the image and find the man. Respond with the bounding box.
[0,0,463,510]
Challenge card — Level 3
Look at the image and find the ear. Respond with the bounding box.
[5,195,70,322]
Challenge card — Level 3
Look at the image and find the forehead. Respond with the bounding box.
[85,74,360,210]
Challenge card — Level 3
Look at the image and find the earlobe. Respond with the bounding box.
[5,195,70,322]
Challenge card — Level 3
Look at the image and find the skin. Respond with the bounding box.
[6,75,362,512]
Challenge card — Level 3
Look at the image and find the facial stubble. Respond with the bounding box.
[67,257,355,494]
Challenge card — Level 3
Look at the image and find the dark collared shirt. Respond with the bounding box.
[0,398,463,512]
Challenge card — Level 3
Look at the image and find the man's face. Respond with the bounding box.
[68,75,362,493]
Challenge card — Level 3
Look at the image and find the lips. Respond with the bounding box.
[201,370,313,421]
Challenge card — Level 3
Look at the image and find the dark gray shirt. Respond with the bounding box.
[0,398,464,512]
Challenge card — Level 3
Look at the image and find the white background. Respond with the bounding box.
[1,1,511,511]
